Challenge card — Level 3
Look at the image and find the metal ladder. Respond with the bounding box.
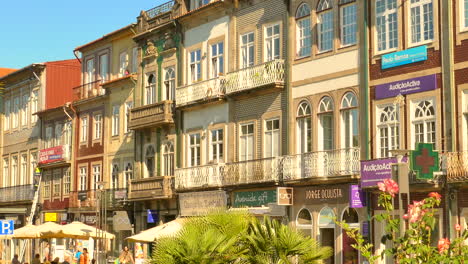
[19,172,42,262]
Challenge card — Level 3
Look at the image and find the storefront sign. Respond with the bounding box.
[78,191,87,201]
[277,187,293,205]
[113,211,132,231]
[375,74,437,99]
[39,146,65,164]
[44,212,57,222]
[179,190,227,216]
[233,189,276,207]
[299,185,349,204]
[349,185,365,208]
[410,143,439,180]
[147,209,158,224]
[381,45,427,69]
[114,190,127,200]
[360,157,408,188]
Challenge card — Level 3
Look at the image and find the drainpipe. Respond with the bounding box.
[73,50,82,64]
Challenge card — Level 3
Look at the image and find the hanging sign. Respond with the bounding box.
[349,185,365,208]
[44,212,58,222]
[410,143,439,180]
[0,220,14,235]
[233,189,276,207]
[381,45,428,69]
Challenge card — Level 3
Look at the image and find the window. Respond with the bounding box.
[80,117,88,142]
[318,97,334,150]
[94,114,102,140]
[162,142,174,176]
[79,166,87,191]
[63,121,71,146]
[265,24,280,61]
[20,154,27,185]
[11,156,17,186]
[164,67,176,101]
[63,168,70,195]
[124,161,133,186]
[92,164,101,190]
[112,105,120,136]
[4,99,10,131]
[265,119,280,158]
[190,49,202,83]
[317,0,334,52]
[124,102,133,134]
[53,169,61,197]
[210,129,224,163]
[13,97,19,129]
[464,0,468,29]
[132,47,139,73]
[86,59,95,85]
[119,51,128,77]
[211,42,224,78]
[188,134,201,167]
[413,99,436,148]
[3,158,9,187]
[99,54,109,82]
[55,123,63,146]
[319,207,336,264]
[30,152,37,185]
[377,105,399,158]
[296,208,313,237]
[341,92,359,148]
[463,91,468,151]
[31,90,38,123]
[145,74,156,105]
[43,171,51,199]
[376,0,398,52]
[21,94,29,126]
[240,123,254,161]
[241,32,255,68]
[145,145,155,177]
[297,102,312,154]
[409,0,434,44]
[340,0,357,46]
[45,125,53,148]
[111,163,119,190]
[296,4,311,58]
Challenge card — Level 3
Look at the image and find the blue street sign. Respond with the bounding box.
[0,220,14,235]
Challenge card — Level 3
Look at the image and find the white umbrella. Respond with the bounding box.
[126,218,184,243]
[40,221,115,239]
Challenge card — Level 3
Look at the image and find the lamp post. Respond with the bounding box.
[96,181,107,264]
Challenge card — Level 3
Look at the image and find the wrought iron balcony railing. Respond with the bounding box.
[145,0,175,19]
[70,188,128,208]
[0,184,35,203]
[224,59,285,94]
[281,148,361,181]
[175,77,225,107]
[129,100,174,130]
[441,151,468,182]
[128,176,174,200]
[72,80,105,102]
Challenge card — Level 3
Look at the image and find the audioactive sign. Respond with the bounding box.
[39,146,65,164]
[376,74,437,99]
[0,220,14,235]
[360,157,408,188]
[233,189,277,207]
[381,45,427,69]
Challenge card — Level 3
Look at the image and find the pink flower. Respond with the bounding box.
[378,179,399,198]
[428,192,442,201]
[455,224,462,231]
[438,238,450,253]
[403,214,409,220]
[378,182,386,192]
[407,200,427,223]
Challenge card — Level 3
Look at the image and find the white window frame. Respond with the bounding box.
[264,118,280,158]
[112,105,120,136]
[43,170,51,199]
[189,49,202,83]
[297,102,312,154]
[86,58,95,85]
[30,152,37,185]
[20,154,27,186]
[410,98,437,149]
[11,156,17,186]
[80,116,88,143]
[79,166,87,191]
[162,141,175,176]
[340,1,357,47]
[210,129,224,163]
[12,96,19,129]
[111,162,119,190]
[92,164,101,190]
[463,90,468,151]
[239,123,255,161]
[63,168,71,195]
[317,0,334,53]
[164,67,176,101]
[119,51,128,77]
[21,94,29,127]
[461,0,468,31]
[264,23,281,62]
[124,160,133,187]
[408,0,434,46]
[375,0,398,53]
[188,133,201,167]
[376,104,400,158]
[93,114,102,140]
[240,32,255,68]
[99,53,109,82]
[45,125,53,148]
[340,92,359,148]
[31,90,38,123]
[144,145,156,178]
[3,158,9,187]
[318,97,335,151]
[54,123,63,147]
[132,47,139,73]
[124,102,133,134]
[4,99,10,131]
[145,73,156,105]
[296,4,312,58]
[52,169,61,197]
[210,42,224,78]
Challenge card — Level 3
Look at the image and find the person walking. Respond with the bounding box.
[31,254,41,264]
[79,248,89,264]
[12,254,21,264]
[74,248,82,264]
[118,246,134,264]
[43,243,51,262]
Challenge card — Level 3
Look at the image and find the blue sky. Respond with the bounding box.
[0,0,165,69]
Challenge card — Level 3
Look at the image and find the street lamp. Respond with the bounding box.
[96,181,107,264]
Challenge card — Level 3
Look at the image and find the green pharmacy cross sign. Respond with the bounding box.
[410,143,439,180]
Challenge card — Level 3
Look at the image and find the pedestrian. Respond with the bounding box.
[74,248,82,264]
[51,257,60,264]
[62,256,70,264]
[118,246,134,264]
[44,243,51,262]
[79,248,89,264]
[31,254,41,264]
[12,254,21,264]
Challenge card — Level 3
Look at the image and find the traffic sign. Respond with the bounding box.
[0,220,14,235]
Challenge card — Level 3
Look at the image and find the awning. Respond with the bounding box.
[126,218,184,243]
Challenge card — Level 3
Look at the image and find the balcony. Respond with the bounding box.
[175,157,282,191]
[128,100,174,130]
[39,145,71,165]
[128,176,174,200]
[441,151,468,182]
[139,0,180,32]
[281,148,361,181]
[146,1,174,19]
[224,59,285,95]
[175,77,225,107]
[0,185,35,203]
[69,190,98,208]
[72,80,105,102]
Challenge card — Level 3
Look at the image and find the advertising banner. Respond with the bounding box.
[375,74,437,99]
[179,190,227,216]
[381,45,427,69]
[349,185,365,208]
[39,146,65,164]
[233,189,277,207]
[360,157,408,188]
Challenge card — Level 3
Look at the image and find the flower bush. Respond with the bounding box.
[337,179,468,263]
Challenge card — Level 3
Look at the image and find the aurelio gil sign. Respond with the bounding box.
[360,157,408,188]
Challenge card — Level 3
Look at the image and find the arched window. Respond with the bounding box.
[296,3,311,58]
[145,145,155,178]
[413,100,436,148]
[111,163,119,189]
[319,206,336,264]
[124,161,133,186]
[377,105,399,158]
[339,0,357,46]
[342,207,359,264]
[297,101,312,153]
[341,92,359,148]
[318,96,334,150]
[317,0,334,52]
[145,73,156,105]
[164,67,175,101]
[296,208,313,237]
[162,141,175,176]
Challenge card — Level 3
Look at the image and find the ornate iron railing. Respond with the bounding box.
[146,1,174,19]
[441,151,468,182]
[224,59,285,94]
[175,77,224,106]
[0,184,35,203]
[72,80,104,101]
[281,148,361,180]
[129,100,173,129]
